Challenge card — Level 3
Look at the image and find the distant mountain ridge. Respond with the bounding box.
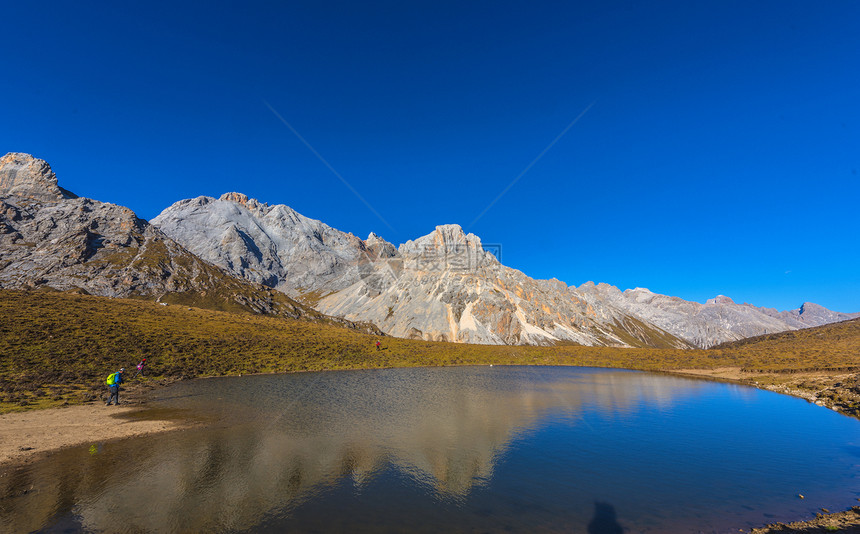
[575,284,858,348]
[763,301,859,329]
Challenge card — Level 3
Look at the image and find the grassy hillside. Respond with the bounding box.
[1,289,857,413]
[711,317,860,371]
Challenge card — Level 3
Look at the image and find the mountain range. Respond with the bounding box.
[0,153,380,334]
[152,194,689,348]
[3,152,857,348]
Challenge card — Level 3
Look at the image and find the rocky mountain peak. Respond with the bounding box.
[398,224,497,272]
[399,224,484,255]
[544,278,570,292]
[798,302,823,315]
[153,193,375,297]
[364,232,397,259]
[622,287,658,305]
[706,295,736,305]
[219,192,269,215]
[578,281,623,299]
[0,152,77,202]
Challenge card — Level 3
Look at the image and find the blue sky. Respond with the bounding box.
[3,1,858,312]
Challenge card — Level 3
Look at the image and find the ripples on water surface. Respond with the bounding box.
[2,366,859,533]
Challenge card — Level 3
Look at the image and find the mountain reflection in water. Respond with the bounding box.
[3,366,857,534]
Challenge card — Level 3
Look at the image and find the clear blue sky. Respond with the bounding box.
[2,1,858,312]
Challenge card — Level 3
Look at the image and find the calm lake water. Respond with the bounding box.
[3,366,859,533]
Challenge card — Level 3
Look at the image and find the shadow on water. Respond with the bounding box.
[587,501,624,534]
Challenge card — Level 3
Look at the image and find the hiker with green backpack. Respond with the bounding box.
[105,368,124,406]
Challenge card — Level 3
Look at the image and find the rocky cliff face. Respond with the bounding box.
[317,224,691,346]
[0,153,381,333]
[0,153,78,202]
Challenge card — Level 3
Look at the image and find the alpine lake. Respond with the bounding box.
[3,366,859,533]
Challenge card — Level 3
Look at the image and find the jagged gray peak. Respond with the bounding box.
[0,153,77,202]
[152,193,395,297]
[396,224,499,274]
[366,232,397,259]
[400,223,493,258]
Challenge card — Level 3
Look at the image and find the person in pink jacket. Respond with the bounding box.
[132,358,146,379]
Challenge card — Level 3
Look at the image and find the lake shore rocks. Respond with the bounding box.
[749,506,860,533]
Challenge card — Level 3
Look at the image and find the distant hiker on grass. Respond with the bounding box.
[105,368,124,406]
[133,358,146,379]
[376,341,381,351]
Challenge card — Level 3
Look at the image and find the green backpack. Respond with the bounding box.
[106,372,118,386]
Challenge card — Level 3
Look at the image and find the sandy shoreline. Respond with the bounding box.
[0,403,182,467]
